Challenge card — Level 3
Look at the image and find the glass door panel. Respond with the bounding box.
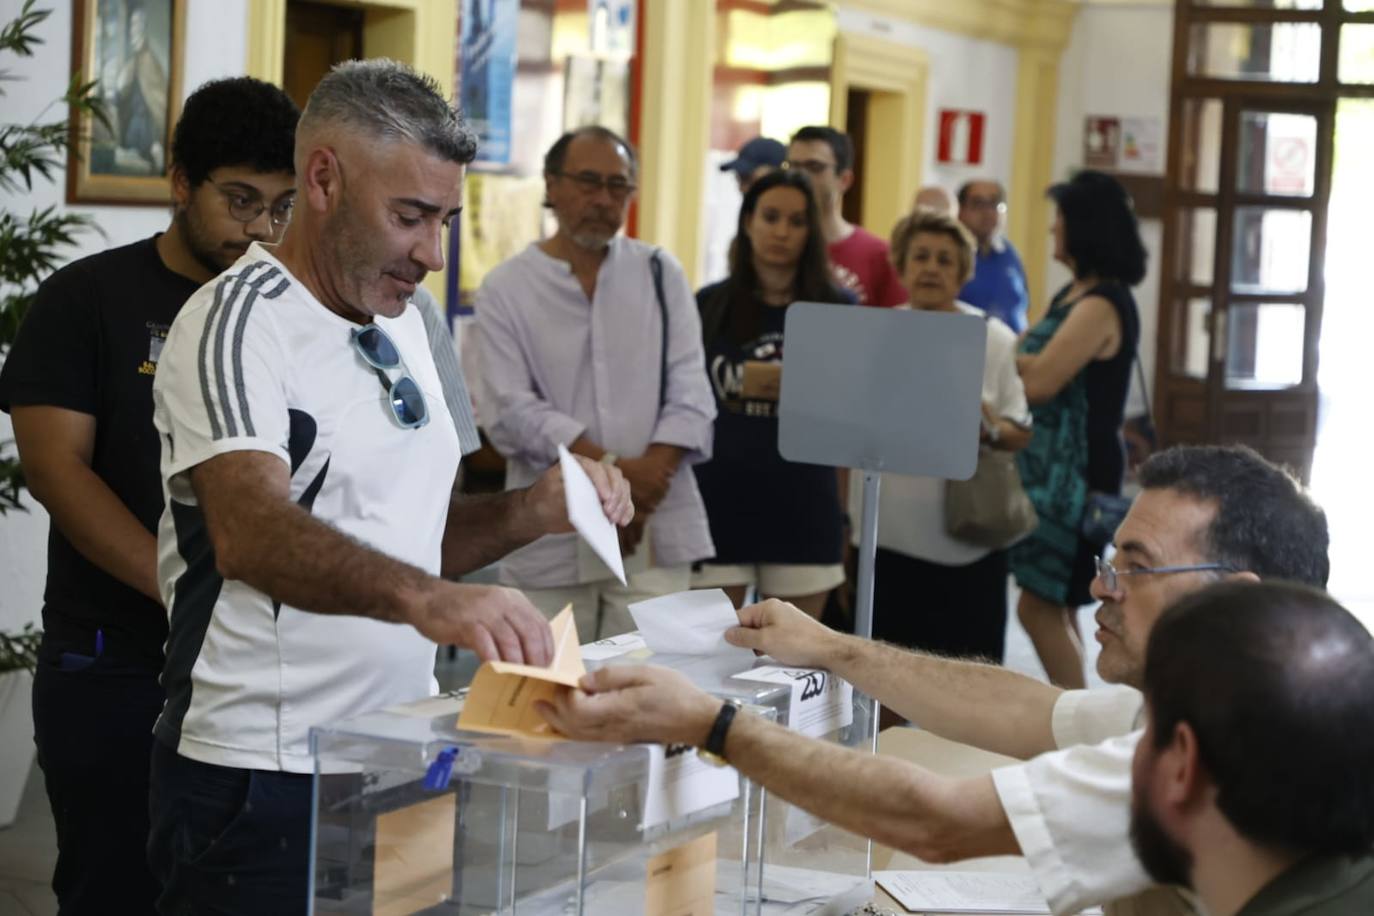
[1186,22,1321,82]
[1230,207,1312,293]
[1237,110,1318,196]
[1225,302,1307,389]
[1180,98,1224,193]
[1339,24,1374,85]
[1173,297,1214,380]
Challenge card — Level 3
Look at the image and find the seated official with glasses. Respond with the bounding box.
[542,444,1330,916]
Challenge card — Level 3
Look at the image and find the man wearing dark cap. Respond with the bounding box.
[720,136,786,194]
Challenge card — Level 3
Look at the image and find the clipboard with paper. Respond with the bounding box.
[456,605,585,738]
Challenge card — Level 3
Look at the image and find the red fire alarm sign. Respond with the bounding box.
[937,109,986,165]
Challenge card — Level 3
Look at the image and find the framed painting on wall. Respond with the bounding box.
[67,0,186,205]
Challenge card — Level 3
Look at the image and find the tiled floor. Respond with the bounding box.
[0,764,56,916]
[0,588,1099,914]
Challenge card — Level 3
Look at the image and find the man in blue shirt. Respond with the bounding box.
[957,180,1030,332]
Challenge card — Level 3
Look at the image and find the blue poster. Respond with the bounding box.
[460,0,517,166]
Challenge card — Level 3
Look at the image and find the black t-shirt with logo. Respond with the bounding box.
[0,236,199,667]
[693,281,849,566]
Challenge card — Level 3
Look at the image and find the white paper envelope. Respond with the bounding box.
[558,444,626,585]
[628,589,754,663]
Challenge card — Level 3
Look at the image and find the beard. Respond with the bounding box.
[1130,784,1194,888]
[176,206,243,277]
[326,195,423,317]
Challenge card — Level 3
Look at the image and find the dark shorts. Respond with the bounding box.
[32,635,164,915]
[872,547,1010,663]
[147,740,313,916]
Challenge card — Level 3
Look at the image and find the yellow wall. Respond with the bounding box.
[838,0,1078,318]
[245,0,458,301]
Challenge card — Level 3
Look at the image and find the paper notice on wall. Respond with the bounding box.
[732,666,853,738]
[1118,116,1163,174]
[641,743,740,830]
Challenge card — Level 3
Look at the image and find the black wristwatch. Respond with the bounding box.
[697,699,742,767]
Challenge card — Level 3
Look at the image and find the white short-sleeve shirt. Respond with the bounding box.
[991,686,1173,915]
[152,244,459,772]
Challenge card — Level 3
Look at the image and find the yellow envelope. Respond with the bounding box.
[371,793,456,916]
[456,605,585,738]
[644,831,718,916]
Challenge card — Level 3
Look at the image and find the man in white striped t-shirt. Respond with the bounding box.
[147,60,633,913]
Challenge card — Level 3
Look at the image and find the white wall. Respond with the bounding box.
[0,0,249,633]
[836,8,1020,208]
[1049,0,1174,415]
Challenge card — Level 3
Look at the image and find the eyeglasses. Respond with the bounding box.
[784,158,834,176]
[207,178,295,229]
[350,325,429,429]
[964,198,1007,213]
[552,170,637,201]
[1093,554,1238,594]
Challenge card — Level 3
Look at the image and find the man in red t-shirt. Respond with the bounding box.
[787,126,907,308]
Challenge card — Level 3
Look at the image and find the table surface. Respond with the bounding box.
[871,727,1033,914]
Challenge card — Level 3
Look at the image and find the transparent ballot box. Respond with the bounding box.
[309,693,762,916]
[595,647,878,913]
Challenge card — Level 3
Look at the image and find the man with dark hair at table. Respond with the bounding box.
[541,445,1331,915]
[1131,580,1374,914]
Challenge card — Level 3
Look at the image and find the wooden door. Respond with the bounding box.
[1154,3,1351,481]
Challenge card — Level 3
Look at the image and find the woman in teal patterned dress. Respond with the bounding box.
[1011,171,1144,688]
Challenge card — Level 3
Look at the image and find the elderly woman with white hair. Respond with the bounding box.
[866,209,1032,663]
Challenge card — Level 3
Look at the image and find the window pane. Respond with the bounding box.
[1340,25,1374,85]
[1180,98,1223,193]
[1231,207,1311,293]
[1345,1,1374,12]
[1237,111,1317,197]
[1175,208,1218,286]
[1225,303,1306,389]
[1173,298,1213,379]
[1187,23,1321,82]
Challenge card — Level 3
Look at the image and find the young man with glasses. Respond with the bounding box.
[956,179,1030,332]
[473,126,717,642]
[786,125,906,308]
[540,444,1330,915]
[0,76,298,914]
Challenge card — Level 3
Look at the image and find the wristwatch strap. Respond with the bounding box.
[703,700,740,759]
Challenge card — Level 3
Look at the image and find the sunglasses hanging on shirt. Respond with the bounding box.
[350,325,429,430]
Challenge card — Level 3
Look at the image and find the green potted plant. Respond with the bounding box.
[0,0,106,828]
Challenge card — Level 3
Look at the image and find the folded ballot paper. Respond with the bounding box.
[627,589,754,664]
[456,605,584,738]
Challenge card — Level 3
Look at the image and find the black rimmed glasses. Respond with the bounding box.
[206,178,296,229]
[551,170,637,201]
[1093,553,1238,594]
[350,325,429,430]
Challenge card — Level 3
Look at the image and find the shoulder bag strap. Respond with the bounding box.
[649,249,668,407]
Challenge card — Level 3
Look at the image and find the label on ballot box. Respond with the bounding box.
[732,665,853,738]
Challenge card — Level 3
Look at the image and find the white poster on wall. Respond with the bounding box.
[1117,117,1163,174]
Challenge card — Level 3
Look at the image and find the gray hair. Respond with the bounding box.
[299,58,477,164]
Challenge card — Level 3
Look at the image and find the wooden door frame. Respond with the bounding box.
[1154,0,1374,477]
